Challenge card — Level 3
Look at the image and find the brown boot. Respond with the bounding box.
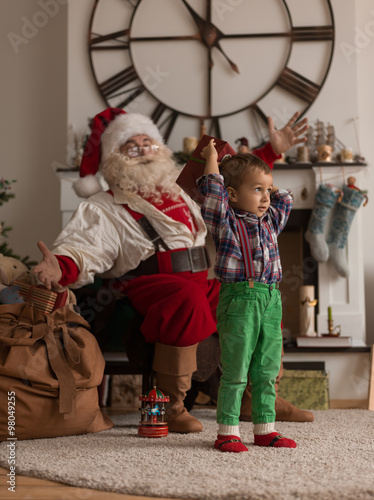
[275,395,314,422]
[273,360,314,422]
[239,352,315,423]
[239,384,314,422]
[153,342,203,433]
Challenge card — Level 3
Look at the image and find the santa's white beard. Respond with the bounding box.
[102,146,182,204]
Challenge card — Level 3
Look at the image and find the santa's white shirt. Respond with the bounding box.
[53,186,207,289]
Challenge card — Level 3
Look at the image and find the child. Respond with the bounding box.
[197,139,296,452]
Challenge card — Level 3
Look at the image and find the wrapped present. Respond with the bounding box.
[13,280,68,314]
[278,369,330,410]
[176,135,236,203]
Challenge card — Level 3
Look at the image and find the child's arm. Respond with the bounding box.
[197,139,231,237]
[269,189,293,235]
[201,139,219,175]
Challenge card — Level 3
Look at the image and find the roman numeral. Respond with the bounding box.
[151,103,179,142]
[292,26,334,42]
[98,66,145,108]
[89,29,130,50]
[276,68,320,104]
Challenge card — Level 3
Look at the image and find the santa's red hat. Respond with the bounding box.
[73,108,164,198]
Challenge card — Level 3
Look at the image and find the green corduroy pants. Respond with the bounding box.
[216,281,283,426]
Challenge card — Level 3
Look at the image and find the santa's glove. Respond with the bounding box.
[326,185,366,277]
[305,183,342,262]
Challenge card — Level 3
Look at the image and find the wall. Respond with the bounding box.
[65,0,374,345]
[0,0,373,345]
[0,0,67,262]
[355,1,374,344]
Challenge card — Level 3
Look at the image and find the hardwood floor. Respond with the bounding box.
[0,467,179,499]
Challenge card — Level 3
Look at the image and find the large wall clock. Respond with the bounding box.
[88,0,334,151]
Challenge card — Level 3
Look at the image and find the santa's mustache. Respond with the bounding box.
[101,148,181,203]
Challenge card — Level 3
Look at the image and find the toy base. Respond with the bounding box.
[138,424,169,438]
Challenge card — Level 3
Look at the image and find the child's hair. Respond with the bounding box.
[219,153,271,190]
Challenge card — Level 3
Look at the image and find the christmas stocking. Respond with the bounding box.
[305,184,342,263]
[326,185,366,277]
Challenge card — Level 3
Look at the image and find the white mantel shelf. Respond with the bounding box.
[273,161,367,170]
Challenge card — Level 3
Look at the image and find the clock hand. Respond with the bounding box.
[180,0,239,74]
[180,0,206,33]
[206,0,211,23]
[215,41,240,74]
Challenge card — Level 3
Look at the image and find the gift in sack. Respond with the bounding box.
[0,303,113,440]
[13,280,69,314]
[176,135,236,203]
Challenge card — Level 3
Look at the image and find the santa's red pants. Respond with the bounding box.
[124,270,220,347]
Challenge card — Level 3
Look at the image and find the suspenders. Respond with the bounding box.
[123,203,170,252]
[107,190,170,252]
[106,191,209,275]
[236,217,255,287]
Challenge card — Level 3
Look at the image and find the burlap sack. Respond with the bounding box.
[0,303,113,440]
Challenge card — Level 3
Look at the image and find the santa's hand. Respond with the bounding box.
[268,111,309,156]
[33,241,62,290]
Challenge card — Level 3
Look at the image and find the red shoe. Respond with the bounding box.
[254,432,297,448]
[214,435,248,453]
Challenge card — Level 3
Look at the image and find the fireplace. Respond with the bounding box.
[278,209,317,339]
[273,164,366,343]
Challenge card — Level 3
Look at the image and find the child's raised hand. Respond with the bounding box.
[201,139,218,160]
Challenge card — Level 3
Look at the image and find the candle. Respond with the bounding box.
[328,306,332,321]
[183,137,198,155]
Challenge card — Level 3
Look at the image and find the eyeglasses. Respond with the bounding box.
[125,145,159,157]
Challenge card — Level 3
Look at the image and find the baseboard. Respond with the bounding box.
[329,399,368,409]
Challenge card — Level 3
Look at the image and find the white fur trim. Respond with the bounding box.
[101,113,164,165]
[73,175,103,198]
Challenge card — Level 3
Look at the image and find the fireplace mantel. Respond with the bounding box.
[273,163,367,342]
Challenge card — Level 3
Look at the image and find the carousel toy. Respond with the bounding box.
[138,386,169,438]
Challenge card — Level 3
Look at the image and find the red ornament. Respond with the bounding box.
[138,386,170,438]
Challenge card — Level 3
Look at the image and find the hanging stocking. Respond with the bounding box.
[326,184,367,277]
[305,183,342,263]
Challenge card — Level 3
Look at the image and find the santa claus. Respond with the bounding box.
[34,108,312,433]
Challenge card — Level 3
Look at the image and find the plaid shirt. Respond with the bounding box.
[197,174,293,284]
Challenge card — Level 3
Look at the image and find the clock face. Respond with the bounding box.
[88,0,334,150]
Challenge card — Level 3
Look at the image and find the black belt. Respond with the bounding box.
[125,246,209,277]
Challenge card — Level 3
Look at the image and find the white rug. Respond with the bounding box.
[1,409,374,500]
